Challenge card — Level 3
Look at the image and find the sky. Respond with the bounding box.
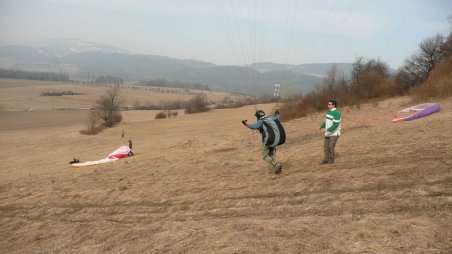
[0,0,451,69]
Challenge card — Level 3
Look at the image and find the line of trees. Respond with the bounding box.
[40,90,84,96]
[397,33,452,90]
[0,68,70,81]
[281,31,452,121]
[95,75,123,85]
[138,79,210,91]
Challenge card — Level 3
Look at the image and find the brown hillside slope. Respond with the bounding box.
[0,97,451,253]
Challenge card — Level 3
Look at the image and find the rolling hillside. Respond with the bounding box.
[0,39,340,94]
[0,95,450,253]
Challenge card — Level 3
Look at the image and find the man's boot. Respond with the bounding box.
[273,162,282,174]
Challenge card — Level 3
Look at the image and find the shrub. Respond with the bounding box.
[352,69,385,99]
[376,77,405,98]
[113,113,122,123]
[279,94,312,122]
[155,111,167,119]
[155,110,178,119]
[79,125,105,135]
[80,110,104,135]
[185,94,210,114]
[214,96,271,109]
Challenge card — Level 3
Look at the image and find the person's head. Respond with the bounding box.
[328,100,337,109]
[254,110,265,120]
[128,140,132,143]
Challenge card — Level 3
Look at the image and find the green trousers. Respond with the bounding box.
[262,144,277,165]
[323,135,339,163]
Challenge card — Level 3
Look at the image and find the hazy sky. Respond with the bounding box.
[0,0,450,69]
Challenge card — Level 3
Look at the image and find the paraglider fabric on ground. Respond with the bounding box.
[392,103,441,123]
[71,146,131,168]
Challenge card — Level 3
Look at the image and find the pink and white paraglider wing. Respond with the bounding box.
[70,157,118,168]
[107,146,131,159]
[71,146,131,168]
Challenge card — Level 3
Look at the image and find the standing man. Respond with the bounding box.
[320,100,341,164]
[128,139,134,156]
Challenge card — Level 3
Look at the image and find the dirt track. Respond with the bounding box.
[0,97,451,253]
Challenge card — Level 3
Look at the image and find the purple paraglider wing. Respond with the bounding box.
[392,103,441,123]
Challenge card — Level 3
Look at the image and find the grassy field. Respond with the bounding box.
[0,79,451,253]
[0,78,236,112]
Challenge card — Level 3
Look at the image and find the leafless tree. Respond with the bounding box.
[323,64,340,92]
[185,94,209,114]
[419,34,445,72]
[86,110,100,131]
[441,32,452,59]
[400,34,447,88]
[350,57,389,99]
[351,57,389,85]
[93,85,122,127]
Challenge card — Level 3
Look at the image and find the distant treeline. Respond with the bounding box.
[137,79,210,91]
[40,90,85,96]
[95,75,123,85]
[0,68,70,81]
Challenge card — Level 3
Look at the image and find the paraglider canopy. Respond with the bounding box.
[71,146,131,168]
[392,103,441,123]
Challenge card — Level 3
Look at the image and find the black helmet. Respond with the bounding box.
[254,110,265,119]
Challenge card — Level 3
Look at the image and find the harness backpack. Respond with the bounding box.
[261,117,286,147]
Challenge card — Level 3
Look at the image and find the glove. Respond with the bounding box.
[275,107,280,114]
[241,120,248,126]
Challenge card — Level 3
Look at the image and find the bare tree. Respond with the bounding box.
[323,64,340,93]
[400,34,447,88]
[441,32,452,59]
[351,57,389,84]
[93,86,122,128]
[185,94,209,114]
[86,110,100,131]
[350,57,389,99]
[419,34,445,72]
[351,56,365,85]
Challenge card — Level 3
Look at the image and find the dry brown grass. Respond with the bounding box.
[0,82,451,253]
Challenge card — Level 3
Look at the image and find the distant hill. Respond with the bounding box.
[33,38,129,57]
[0,39,354,95]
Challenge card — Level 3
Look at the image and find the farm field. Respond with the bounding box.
[0,78,237,112]
[0,79,451,253]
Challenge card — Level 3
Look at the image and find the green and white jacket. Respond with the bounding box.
[320,108,341,137]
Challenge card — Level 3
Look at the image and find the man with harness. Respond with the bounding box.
[242,108,285,174]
